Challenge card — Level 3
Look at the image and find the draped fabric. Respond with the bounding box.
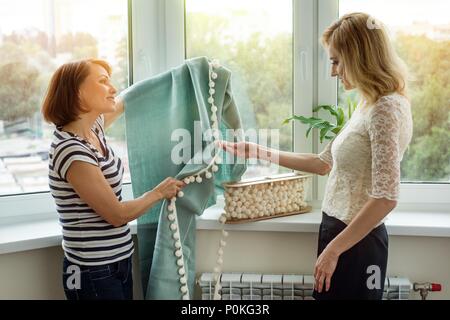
[122,57,246,299]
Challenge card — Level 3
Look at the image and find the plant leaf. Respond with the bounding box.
[319,127,330,143]
[332,126,342,134]
[314,104,339,122]
[337,107,345,126]
[285,115,324,126]
[347,96,354,119]
[306,126,313,138]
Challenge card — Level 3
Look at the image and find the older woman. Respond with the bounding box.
[222,12,412,300]
[42,59,184,300]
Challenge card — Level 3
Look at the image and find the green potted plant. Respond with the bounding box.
[283,98,358,143]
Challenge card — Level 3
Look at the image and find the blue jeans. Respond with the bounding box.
[62,256,133,300]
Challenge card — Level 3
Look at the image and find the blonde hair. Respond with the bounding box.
[322,12,408,105]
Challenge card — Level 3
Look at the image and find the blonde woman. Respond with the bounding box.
[221,12,413,300]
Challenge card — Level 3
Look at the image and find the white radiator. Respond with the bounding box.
[198,273,412,300]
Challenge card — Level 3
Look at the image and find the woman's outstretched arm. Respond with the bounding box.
[221,141,331,176]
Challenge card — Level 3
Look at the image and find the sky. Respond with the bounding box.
[0,0,126,36]
[0,0,448,37]
[187,0,450,27]
[339,0,450,26]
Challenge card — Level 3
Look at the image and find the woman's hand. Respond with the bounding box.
[153,177,185,200]
[314,246,340,293]
[219,140,260,159]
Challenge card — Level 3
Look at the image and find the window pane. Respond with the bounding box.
[185,0,293,179]
[338,0,450,183]
[0,0,130,196]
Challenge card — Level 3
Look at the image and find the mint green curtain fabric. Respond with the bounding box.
[122,57,246,299]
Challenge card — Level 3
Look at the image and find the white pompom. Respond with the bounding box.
[205,172,213,179]
[189,176,195,183]
[212,165,219,172]
[177,258,184,267]
[170,223,177,231]
[177,191,184,198]
[175,249,182,257]
[212,59,220,68]
[211,72,218,79]
[168,214,175,222]
[180,285,188,293]
[178,267,186,276]
[209,81,215,88]
[196,176,203,183]
[183,178,190,184]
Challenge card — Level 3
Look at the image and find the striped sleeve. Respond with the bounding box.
[94,114,105,136]
[53,140,98,180]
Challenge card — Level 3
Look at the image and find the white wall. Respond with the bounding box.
[196,231,450,300]
[0,232,449,300]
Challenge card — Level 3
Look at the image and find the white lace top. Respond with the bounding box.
[319,93,413,224]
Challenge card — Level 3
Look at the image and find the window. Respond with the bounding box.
[338,0,450,184]
[185,0,293,179]
[1,0,447,218]
[0,0,130,197]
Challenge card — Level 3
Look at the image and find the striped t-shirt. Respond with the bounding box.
[48,115,134,266]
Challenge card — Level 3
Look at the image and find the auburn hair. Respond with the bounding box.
[41,58,112,127]
[322,12,408,105]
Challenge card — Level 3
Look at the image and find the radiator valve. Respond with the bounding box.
[413,282,442,300]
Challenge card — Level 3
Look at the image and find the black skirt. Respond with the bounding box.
[313,212,389,300]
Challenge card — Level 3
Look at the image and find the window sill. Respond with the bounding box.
[197,204,450,238]
[0,215,138,255]
[1,205,449,255]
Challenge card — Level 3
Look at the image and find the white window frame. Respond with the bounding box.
[0,0,448,222]
[317,0,450,212]
[293,0,315,204]
[0,0,185,220]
